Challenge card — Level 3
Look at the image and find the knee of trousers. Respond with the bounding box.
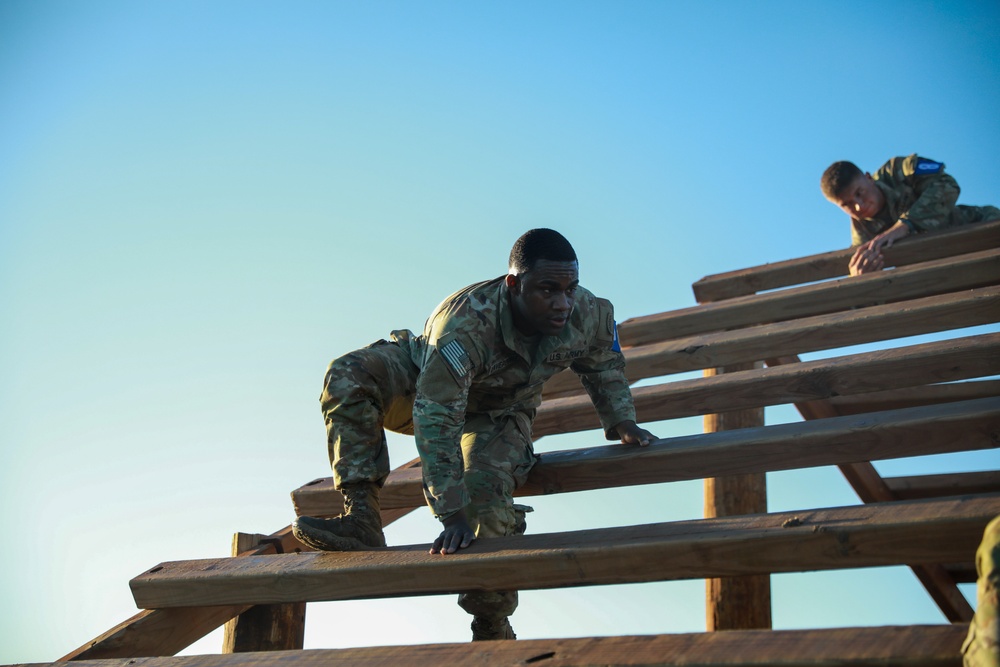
[457,590,518,618]
[463,466,531,539]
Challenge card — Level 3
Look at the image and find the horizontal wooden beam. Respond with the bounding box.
[130,494,1000,608]
[884,471,1000,501]
[534,333,1000,436]
[692,218,1000,303]
[826,380,1000,414]
[619,247,999,347]
[41,625,970,667]
[292,397,999,517]
[543,286,999,398]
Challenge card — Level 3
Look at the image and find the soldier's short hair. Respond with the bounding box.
[508,228,577,274]
[821,161,864,199]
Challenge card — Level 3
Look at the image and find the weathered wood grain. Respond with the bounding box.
[543,286,1000,399]
[130,494,999,609]
[691,218,1000,303]
[619,247,1000,347]
[29,625,971,667]
[534,333,1000,436]
[291,396,999,517]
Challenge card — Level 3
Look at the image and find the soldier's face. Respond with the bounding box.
[507,259,579,336]
[827,173,885,219]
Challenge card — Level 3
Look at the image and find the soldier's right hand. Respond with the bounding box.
[430,510,476,555]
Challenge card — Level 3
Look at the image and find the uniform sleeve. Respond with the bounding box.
[898,155,960,233]
[570,298,637,440]
[412,330,479,519]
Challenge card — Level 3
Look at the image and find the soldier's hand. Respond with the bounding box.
[848,242,884,276]
[615,419,657,447]
[430,510,476,555]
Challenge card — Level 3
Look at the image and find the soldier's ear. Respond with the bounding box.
[505,273,519,292]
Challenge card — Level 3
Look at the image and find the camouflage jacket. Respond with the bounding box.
[851,154,961,246]
[393,276,635,518]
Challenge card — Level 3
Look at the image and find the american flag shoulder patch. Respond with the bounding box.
[440,339,472,379]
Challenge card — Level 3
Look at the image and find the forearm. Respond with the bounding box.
[413,398,470,518]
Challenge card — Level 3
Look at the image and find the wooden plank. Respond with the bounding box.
[129,494,1000,608]
[292,396,1000,517]
[62,514,416,659]
[543,286,1000,398]
[827,380,1000,414]
[534,333,1000,436]
[766,355,975,623]
[26,625,969,667]
[222,533,305,652]
[703,362,771,631]
[692,218,1000,303]
[884,471,1000,500]
[619,247,1000,347]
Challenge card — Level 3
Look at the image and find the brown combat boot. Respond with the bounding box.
[471,616,516,641]
[292,482,386,551]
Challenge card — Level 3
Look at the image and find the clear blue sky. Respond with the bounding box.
[1,1,998,661]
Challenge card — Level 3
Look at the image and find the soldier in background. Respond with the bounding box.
[294,228,657,641]
[964,514,999,667]
[820,154,999,276]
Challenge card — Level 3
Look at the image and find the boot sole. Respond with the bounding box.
[292,521,383,552]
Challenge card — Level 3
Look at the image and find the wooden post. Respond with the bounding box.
[703,362,772,631]
[222,532,306,652]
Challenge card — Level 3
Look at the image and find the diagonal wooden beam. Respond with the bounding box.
[692,218,1000,302]
[61,511,417,660]
[619,247,1000,346]
[765,355,978,623]
[129,494,1000,609]
[42,625,970,667]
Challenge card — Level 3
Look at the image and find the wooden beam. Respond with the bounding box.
[30,625,970,667]
[543,286,1000,398]
[534,333,1000,436]
[884,471,1000,500]
[619,247,1000,347]
[826,380,1000,414]
[62,513,415,659]
[222,533,305,652]
[130,495,999,609]
[703,362,771,631]
[292,396,1000,517]
[765,355,976,623]
[691,218,1000,303]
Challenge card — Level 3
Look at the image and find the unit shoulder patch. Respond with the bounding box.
[914,158,944,175]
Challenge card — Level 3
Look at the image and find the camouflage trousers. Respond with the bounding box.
[964,514,1000,667]
[321,338,536,619]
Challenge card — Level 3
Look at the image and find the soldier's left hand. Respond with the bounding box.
[615,420,657,447]
[430,509,476,555]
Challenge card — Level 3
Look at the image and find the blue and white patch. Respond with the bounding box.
[915,158,943,175]
[440,339,472,379]
[611,320,621,353]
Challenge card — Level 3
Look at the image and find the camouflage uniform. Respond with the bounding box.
[964,514,1000,667]
[321,275,635,619]
[850,154,1000,246]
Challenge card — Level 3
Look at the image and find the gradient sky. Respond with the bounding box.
[1,1,998,662]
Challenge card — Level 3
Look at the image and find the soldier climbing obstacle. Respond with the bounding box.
[821,154,1000,276]
[293,228,657,641]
